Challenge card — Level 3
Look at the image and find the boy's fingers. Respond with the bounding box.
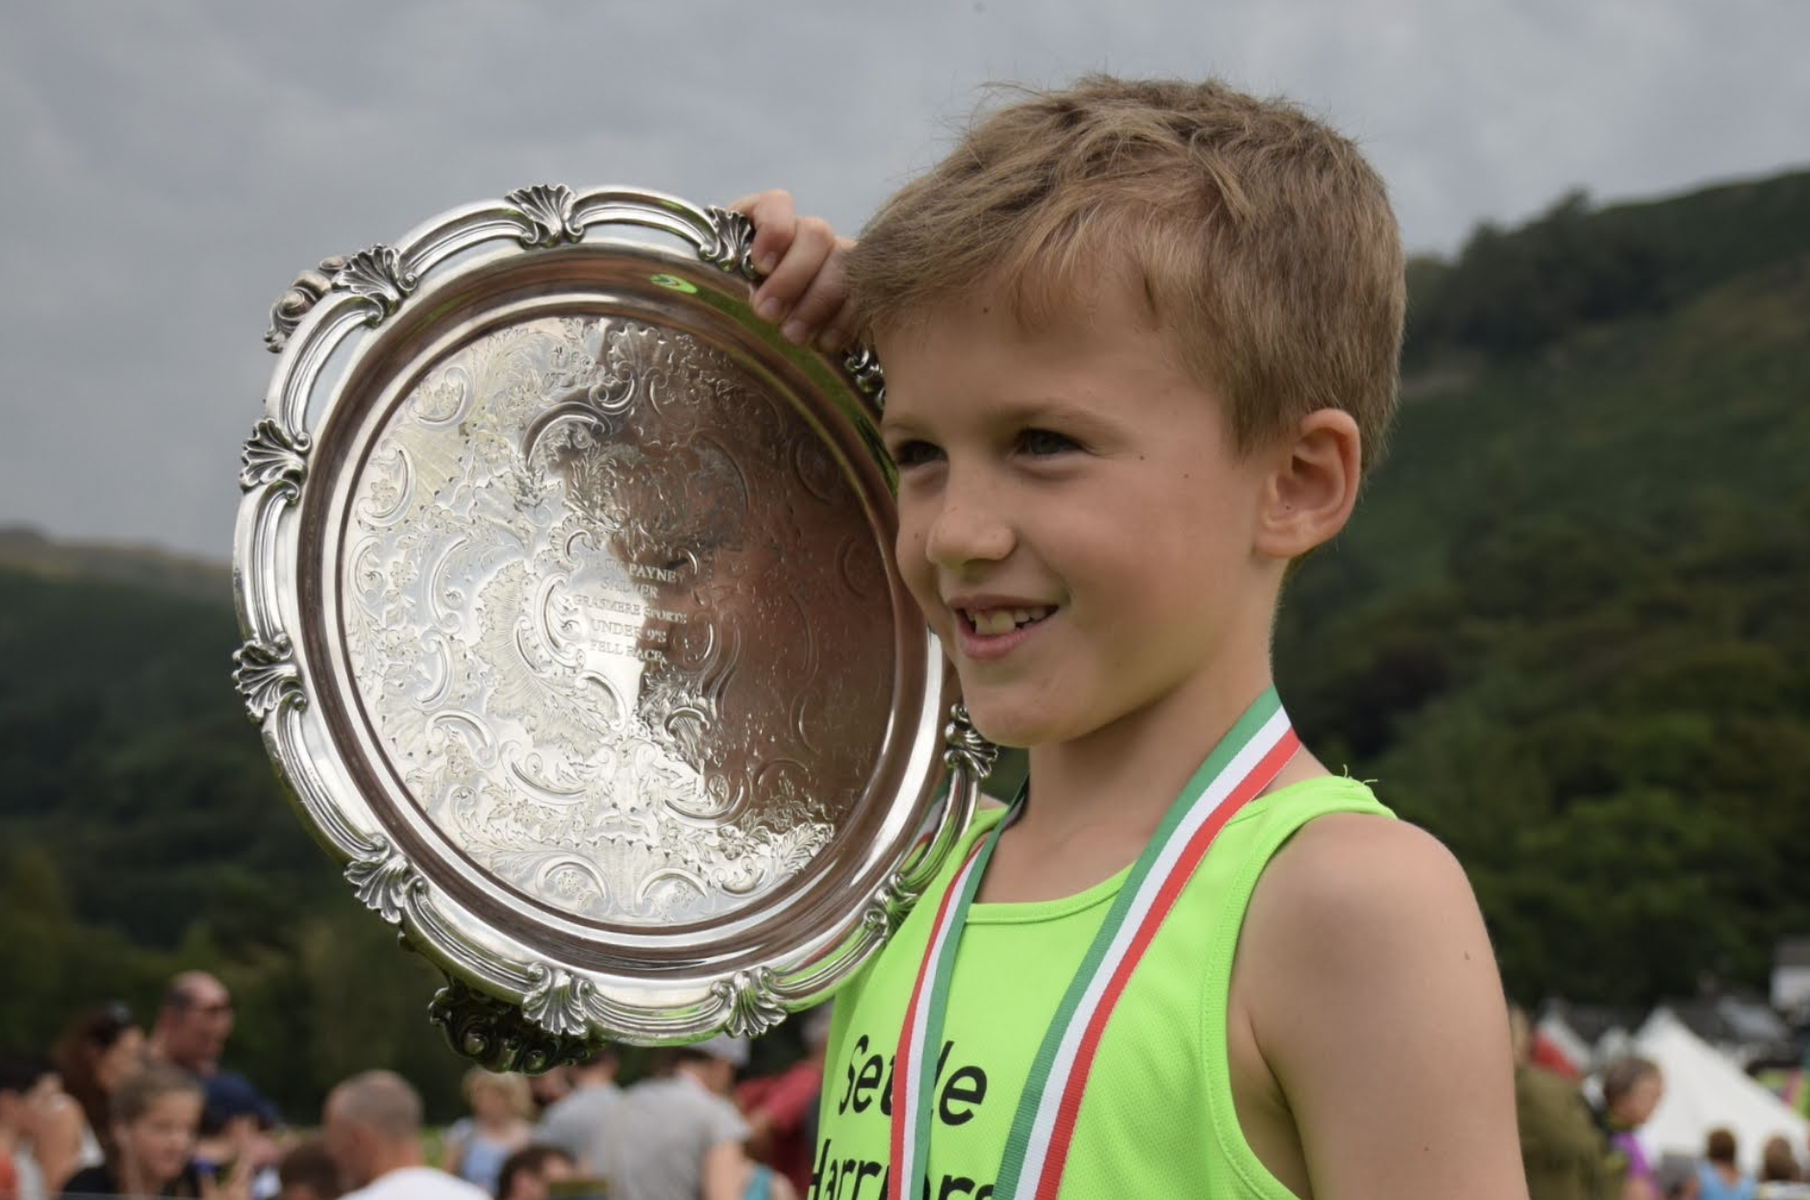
[773,232,850,345]
[728,191,795,278]
[757,218,839,329]
[815,295,862,356]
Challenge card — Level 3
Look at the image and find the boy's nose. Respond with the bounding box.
[922,476,1014,569]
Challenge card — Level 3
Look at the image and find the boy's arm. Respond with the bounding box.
[729,191,857,352]
[1242,813,1528,1200]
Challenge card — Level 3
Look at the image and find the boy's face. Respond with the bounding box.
[877,285,1281,750]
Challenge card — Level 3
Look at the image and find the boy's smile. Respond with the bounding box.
[877,281,1284,753]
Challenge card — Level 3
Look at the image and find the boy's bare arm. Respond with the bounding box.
[1242,813,1528,1200]
[729,190,857,352]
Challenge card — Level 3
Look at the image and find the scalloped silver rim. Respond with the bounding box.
[233,184,984,1045]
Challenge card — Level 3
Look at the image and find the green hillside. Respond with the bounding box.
[1276,168,1810,1004]
[0,565,469,1119]
[2,165,1807,1115]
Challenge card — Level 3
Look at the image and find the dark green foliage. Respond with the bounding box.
[2,166,1807,1113]
[1278,171,1810,1004]
[0,568,469,1121]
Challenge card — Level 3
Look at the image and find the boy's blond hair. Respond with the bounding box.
[848,75,1405,471]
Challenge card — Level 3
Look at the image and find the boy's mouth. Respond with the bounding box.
[961,606,1053,637]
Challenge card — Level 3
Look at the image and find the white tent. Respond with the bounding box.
[1632,1007,1809,1172]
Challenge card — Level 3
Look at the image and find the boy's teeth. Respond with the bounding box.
[968,607,1051,637]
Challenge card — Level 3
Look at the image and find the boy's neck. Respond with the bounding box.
[982,657,1323,902]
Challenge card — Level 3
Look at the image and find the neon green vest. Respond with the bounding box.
[811,775,1394,1200]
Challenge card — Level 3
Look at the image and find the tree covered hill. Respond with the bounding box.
[1276,166,1810,1004]
[1,165,1806,1112]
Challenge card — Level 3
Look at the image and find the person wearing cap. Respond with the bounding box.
[599,1036,766,1200]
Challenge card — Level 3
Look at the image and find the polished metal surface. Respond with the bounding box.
[234,186,986,1052]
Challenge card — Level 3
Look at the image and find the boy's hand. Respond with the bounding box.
[729,191,857,353]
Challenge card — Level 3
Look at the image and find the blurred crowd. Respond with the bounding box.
[0,970,830,1200]
[1511,1006,1810,1200]
[10,973,1810,1200]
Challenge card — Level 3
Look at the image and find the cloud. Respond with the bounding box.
[1,0,1805,560]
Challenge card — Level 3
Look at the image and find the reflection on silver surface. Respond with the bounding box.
[342,315,892,924]
[234,186,986,1051]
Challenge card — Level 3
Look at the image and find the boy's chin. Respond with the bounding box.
[953,697,1044,751]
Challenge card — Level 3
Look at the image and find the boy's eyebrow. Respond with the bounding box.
[880,396,1112,437]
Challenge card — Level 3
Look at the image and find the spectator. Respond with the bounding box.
[493,1145,576,1200]
[524,1073,570,1124]
[1598,1056,1666,1200]
[1509,1005,1619,1200]
[1696,1129,1755,1200]
[50,1002,146,1180]
[2,1051,70,1200]
[1760,1135,1803,1185]
[148,972,281,1139]
[602,1037,770,1200]
[320,1070,486,1200]
[275,1138,342,1200]
[735,1009,830,1198]
[442,1071,534,1196]
[533,1050,620,1175]
[59,1061,252,1199]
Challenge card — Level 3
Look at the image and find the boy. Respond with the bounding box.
[735,75,1522,1199]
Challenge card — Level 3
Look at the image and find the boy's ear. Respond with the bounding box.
[1254,408,1362,560]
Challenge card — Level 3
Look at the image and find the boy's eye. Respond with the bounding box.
[886,439,943,468]
[1018,428,1079,457]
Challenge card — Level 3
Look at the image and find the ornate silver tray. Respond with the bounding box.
[232,186,990,1067]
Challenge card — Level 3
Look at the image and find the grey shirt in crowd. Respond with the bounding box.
[535,1080,623,1176]
[600,1073,749,1200]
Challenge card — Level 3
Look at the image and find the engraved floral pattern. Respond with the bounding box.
[338,316,894,925]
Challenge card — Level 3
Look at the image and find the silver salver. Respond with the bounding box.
[232,186,991,1069]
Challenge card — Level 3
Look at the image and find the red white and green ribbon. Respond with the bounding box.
[889,689,1299,1200]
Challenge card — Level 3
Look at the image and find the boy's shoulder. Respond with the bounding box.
[1254,808,1470,923]
[1239,808,1478,992]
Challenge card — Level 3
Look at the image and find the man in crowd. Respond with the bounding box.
[148,971,279,1132]
[1510,1004,1621,1200]
[534,1047,620,1175]
[322,1069,487,1200]
[603,1037,762,1200]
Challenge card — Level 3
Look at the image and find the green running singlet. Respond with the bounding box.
[810,775,1394,1200]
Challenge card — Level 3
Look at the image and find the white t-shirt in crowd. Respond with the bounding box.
[340,1165,492,1200]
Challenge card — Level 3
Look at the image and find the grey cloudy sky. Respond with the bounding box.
[2,0,1806,563]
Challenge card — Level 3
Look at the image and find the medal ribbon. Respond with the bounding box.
[888,689,1299,1200]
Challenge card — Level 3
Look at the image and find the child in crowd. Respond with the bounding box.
[441,1070,534,1197]
[736,74,1523,1199]
[1698,1128,1757,1200]
[59,1061,252,1198]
